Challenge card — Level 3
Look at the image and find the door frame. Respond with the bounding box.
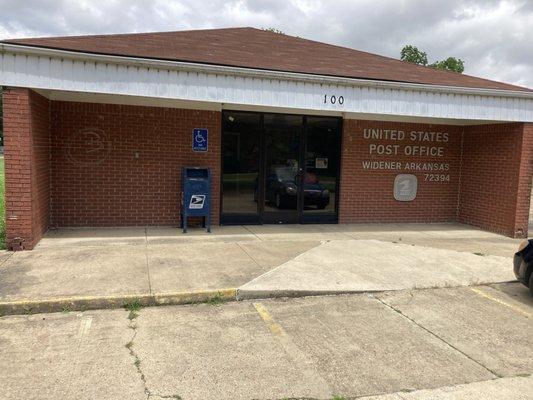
[220,110,342,225]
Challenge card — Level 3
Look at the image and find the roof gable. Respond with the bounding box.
[3,27,530,92]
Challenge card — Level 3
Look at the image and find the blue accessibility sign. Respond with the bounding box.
[192,128,208,152]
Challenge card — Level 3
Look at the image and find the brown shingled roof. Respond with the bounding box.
[3,27,530,92]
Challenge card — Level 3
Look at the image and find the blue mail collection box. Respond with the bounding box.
[180,167,211,233]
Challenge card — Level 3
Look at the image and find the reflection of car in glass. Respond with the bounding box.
[263,166,330,210]
[514,239,533,296]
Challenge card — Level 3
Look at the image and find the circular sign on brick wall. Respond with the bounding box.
[66,128,112,165]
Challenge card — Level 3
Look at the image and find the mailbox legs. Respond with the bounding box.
[200,215,211,233]
[181,212,188,233]
[181,213,211,233]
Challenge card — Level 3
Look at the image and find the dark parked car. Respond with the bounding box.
[513,239,533,296]
[262,166,330,210]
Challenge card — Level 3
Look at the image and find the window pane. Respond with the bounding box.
[222,112,261,214]
[303,117,340,213]
[263,114,302,212]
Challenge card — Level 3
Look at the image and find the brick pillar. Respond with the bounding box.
[458,123,533,238]
[3,88,51,250]
[514,123,533,236]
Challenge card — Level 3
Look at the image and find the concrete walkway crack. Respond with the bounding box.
[124,308,183,400]
[374,295,501,378]
[242,225,263,241]
[236,242,263,268]
[125,312,152,399]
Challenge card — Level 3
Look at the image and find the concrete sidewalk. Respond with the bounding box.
[0,223,522,314]
[1,284,531,400]
[238,239,515,299]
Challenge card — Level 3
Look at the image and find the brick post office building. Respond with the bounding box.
[1,28,533,250]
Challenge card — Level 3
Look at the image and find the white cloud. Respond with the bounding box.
[0,0,531,88]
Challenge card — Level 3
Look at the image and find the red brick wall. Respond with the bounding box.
[339,119,463,223]
[50,101,220,227]
[515,123,533,236]
[458,123,532,237]
[2,88,50,250]
[3,92,532,248]
[30,91,52,242]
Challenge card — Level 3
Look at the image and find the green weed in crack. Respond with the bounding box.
[400,388,415,393]
[124,312,184,399]
[124,306,150,397]
[123,299,142,312]
[22,306,33,315]
[124,299,142,321]
[128,339,148,394]
[203,292,227,306]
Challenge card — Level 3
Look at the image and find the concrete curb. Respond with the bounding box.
[0,280,518,316]
[0,288,237,316]
[235,279,519,301]
[235,288,381,300]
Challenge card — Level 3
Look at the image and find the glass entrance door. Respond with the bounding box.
[221,111,341,225]
[221,112,261,224]
[262,114,303,224]
[301,117,341,223]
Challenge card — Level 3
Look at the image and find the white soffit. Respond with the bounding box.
[1,43,533,122]
[34,89,502,125]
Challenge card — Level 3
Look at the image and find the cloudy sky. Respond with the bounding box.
[0,0,531,88]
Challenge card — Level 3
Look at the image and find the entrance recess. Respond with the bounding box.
[221,111,341,225]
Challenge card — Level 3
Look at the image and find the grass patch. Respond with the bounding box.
[123,298,142,320]
[331,396,347,400]
[204,292,227,306]
[123,298,142,312]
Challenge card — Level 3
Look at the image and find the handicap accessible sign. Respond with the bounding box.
[192,128,208,152]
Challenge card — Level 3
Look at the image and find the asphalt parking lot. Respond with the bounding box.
[0,282,531,400]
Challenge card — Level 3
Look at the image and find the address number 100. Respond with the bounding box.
[323,94,345,105]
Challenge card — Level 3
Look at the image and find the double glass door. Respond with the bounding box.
[221,111,341,225]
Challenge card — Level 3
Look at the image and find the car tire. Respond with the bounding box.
[529,271,533,297]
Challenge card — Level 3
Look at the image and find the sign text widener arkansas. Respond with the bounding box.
[361,128,452,182]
